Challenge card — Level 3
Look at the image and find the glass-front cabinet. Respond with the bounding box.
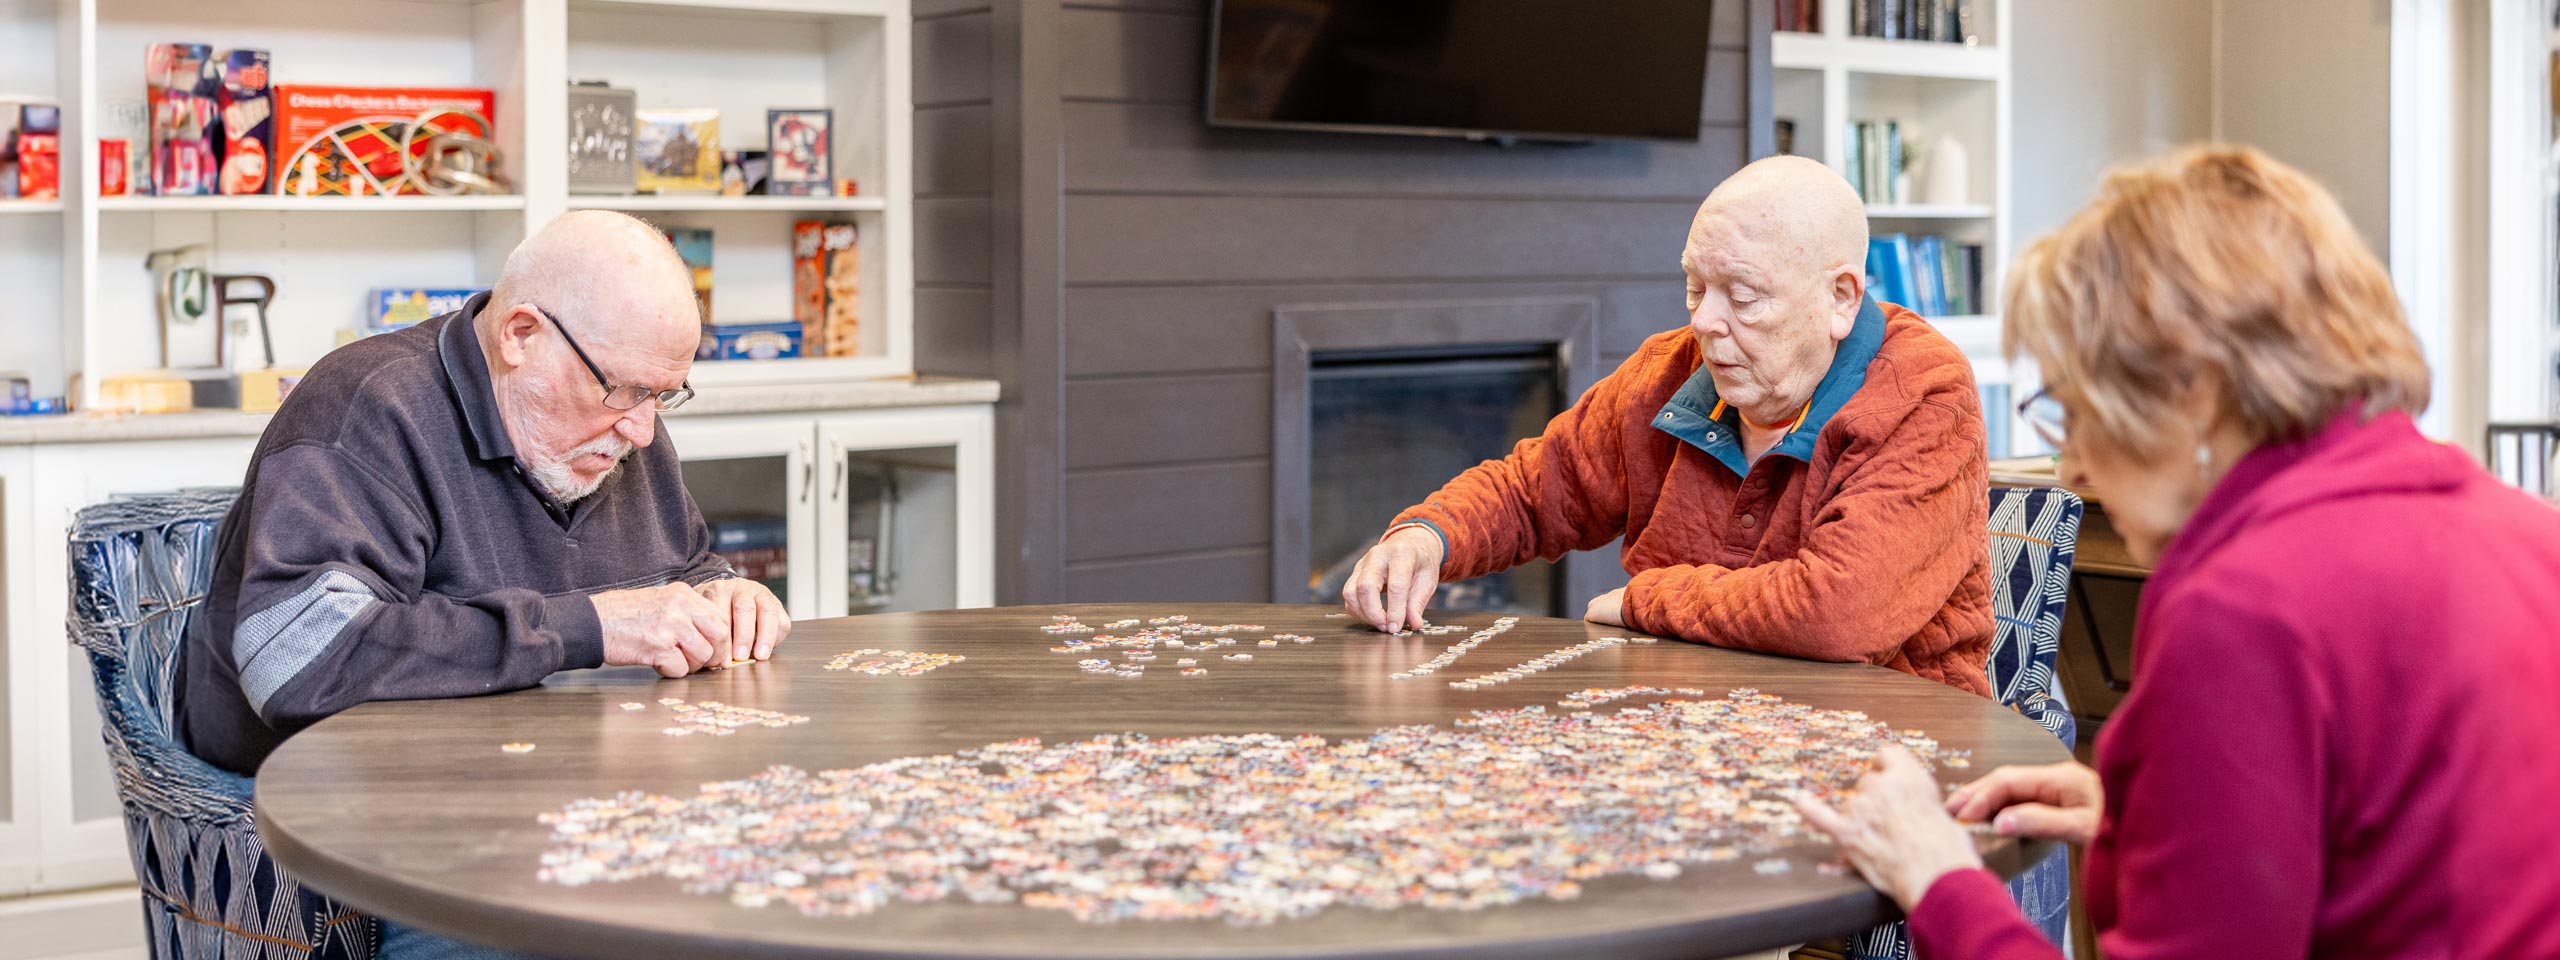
[668,419,818,618]
[667,406,994,619]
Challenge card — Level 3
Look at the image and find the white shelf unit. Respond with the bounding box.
[0,0,74,902]
[0,0,920,916]
[15,0,909,412]
[1772,0,2021,454]
[559,0,911,382]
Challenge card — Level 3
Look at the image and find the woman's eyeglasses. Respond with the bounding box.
[2016,387,2066,449]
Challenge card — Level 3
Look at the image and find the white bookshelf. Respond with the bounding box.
[1772,0,2021,454]
[0,0,918,909]
[6,0,911,412]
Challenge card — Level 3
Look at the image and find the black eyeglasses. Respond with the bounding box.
[2016,387,2066,449]
[531,305,695,412]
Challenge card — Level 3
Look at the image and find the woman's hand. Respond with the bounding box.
[1794,746,1985,911]
[1944,760,2104,846]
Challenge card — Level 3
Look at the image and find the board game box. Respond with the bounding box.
[271,85,496,197]
[791,220,860,358]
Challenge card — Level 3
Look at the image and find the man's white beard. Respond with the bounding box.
[528,434,635,504]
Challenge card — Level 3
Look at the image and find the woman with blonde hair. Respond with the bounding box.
[1796,146,2560,956]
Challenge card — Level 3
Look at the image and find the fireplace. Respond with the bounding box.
[1307,344,1565,614]
[1271,297,1618,612]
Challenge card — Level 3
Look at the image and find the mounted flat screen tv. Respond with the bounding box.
[1205,0,1715,144]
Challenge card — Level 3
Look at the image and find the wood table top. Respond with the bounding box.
[256,604,2068,960]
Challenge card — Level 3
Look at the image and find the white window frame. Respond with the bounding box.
[2487,0,2557,426]
[2390,0,2458,440]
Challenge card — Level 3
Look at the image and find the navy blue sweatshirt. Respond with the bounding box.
[180,293,729,774]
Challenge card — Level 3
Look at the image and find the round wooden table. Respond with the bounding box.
[256,604,2068,960]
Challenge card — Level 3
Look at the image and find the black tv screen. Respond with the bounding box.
[1205,0,1715,143]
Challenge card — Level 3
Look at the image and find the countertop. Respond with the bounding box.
[0,377,1001,446]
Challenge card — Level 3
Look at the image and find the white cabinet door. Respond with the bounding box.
[0,447,39,896]
[815,406,994,619]
[661,415,820,622]
[22,437,257,893]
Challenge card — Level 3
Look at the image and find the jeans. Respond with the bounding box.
[377,920,552,960]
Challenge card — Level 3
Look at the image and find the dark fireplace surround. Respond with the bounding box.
[1270,296,1621,609]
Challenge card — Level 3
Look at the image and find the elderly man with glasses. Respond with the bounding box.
[180,210,788,786]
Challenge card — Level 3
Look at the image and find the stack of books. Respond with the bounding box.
[1848,0,1979,43]
[1865,233,1985,318]
[1844,120,1904,205]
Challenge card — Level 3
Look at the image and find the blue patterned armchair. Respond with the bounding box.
[68,489,379,960]
[1844,485,2085,959]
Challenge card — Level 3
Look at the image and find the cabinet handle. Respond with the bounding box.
[828,438,845,502]
[798,445,815,504]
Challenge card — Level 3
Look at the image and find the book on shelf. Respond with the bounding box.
[1867,234,1913,309]
[1959,245,1983,313]
[1912,235,1947,316]
[1849,119,1904,205]
[1849,0,1978,43]
[1866,233,1984,318]
[1776,0,1820,33]
[1853,122,1873,199]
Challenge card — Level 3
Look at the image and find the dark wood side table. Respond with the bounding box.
[256,604,2068,960]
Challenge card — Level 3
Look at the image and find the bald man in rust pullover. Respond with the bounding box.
[1341,156,1993,698]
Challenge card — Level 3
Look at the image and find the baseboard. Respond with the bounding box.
[0,886,145,960]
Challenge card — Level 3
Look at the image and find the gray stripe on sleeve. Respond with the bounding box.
[234,569,378,716]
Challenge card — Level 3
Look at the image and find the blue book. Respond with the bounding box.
[1912,235,1948,316]
[1866,239,1892,307]
[1873,234,1915,309]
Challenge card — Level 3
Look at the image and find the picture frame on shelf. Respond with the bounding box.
[767,108,832,197]
[636,107,720,194]
[566,82,636,196]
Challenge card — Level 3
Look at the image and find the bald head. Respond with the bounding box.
[1687,155,1868,281]
[1678,157,1872,433]
[488,210,702,355]
[477,210,703,504]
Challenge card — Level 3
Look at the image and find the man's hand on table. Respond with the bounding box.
[697,577,791,663]
[594,583,735,677]
[1583,587,1628,627]
[1342,526,1444,633]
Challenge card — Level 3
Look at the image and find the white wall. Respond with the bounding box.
[2212,0,2396,258]
[2014,0,2395,254]
[2011,0,2216,246]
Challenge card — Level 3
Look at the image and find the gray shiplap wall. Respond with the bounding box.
[917,0,1771,604]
